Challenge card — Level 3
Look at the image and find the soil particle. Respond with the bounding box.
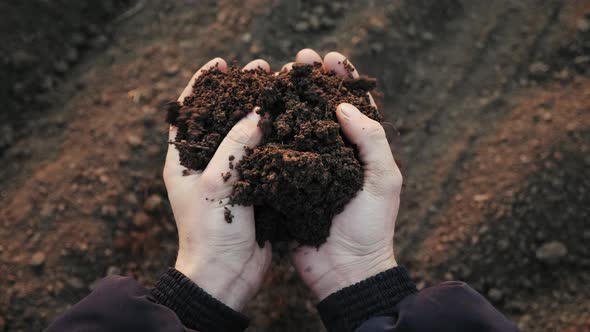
[66,277,85,290]
[126,133,142,147]
[0,124,14,148]
[488,288,504,303]
[39,203,55,219]
[132,211,150,227]
[143,194,163,213]
[100,205,117,218]
[229,155,235,169]
[222,171,231,182]
[224,207,234,223]
[54,60,69,74]
[30,252,46,268]
[535,241,568,264]
[106,266,121,276]
[167,64,379,246]
[123,193,139,206]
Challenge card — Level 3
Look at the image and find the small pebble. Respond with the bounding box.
[143,194,162,212]
[30,252,46,267]
[535,241,567,264]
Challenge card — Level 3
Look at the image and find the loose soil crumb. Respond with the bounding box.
[342,59,355,79]
[229,155,235,170]
[224,207,234,223]
[222,171,231,182]
[167,64,379,246]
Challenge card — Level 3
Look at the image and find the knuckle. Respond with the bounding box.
[364,120,387,140]
[383,167,402,192]
[227,121,258,147]
[365,164,403,196]
[199,172,222,193]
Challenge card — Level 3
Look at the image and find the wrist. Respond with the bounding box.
[316,266,417,332]
[313,251,397,300]
[152,268,250,331]
[175,257,251,311]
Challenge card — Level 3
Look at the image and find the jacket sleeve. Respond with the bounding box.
[317,266,520,332]
[45,268,249,332]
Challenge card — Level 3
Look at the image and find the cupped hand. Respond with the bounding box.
[164,58,272,311]
[287,49,402,300]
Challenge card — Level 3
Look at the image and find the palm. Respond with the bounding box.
[165,57,273,310]
[285,49,402,300]
[291,189,398,298]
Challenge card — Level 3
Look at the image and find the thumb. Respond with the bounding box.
[336,103,402,195]
[200,110,262,196]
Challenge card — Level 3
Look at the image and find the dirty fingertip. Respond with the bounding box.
[204,57,227,72]
[243,59,271,72]
[296,48,322,65]
[323,52,358,78]
[281,62,295,73]
[323,52,345,69]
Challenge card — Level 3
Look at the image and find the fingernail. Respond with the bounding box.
[338,103,359,118]
[247,109,261,121]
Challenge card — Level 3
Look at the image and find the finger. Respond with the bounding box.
[295,48,322,65]
[281,49,322,74]
[174,57,228,140]
[323,52,358,79]
[323,52,377,107]
[280,62,295,73]
[178,57,227,104]
[165,58,227,180]
[336,103,401,195]
[200,110,263,196]
[243,59,271,72]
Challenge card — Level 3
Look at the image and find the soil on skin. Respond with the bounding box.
[167,64,379,246]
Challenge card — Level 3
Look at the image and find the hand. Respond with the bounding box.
[288,49,402,300]
[164,58,273,311]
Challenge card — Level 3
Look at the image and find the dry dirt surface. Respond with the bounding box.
[1,1,590,331]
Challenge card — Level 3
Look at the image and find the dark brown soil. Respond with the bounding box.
[167,64,379,246]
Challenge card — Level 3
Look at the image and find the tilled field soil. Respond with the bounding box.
[1,1,589,331]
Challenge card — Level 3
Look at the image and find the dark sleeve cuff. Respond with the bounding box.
[150,268,249,332]
[317,266,418,332]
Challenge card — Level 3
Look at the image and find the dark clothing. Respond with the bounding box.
[46,267,519,332]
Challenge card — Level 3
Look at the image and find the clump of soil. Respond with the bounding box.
[166,63,380,246]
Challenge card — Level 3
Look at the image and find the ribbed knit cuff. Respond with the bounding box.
[317,266,417,332]
[150,268,249,332]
